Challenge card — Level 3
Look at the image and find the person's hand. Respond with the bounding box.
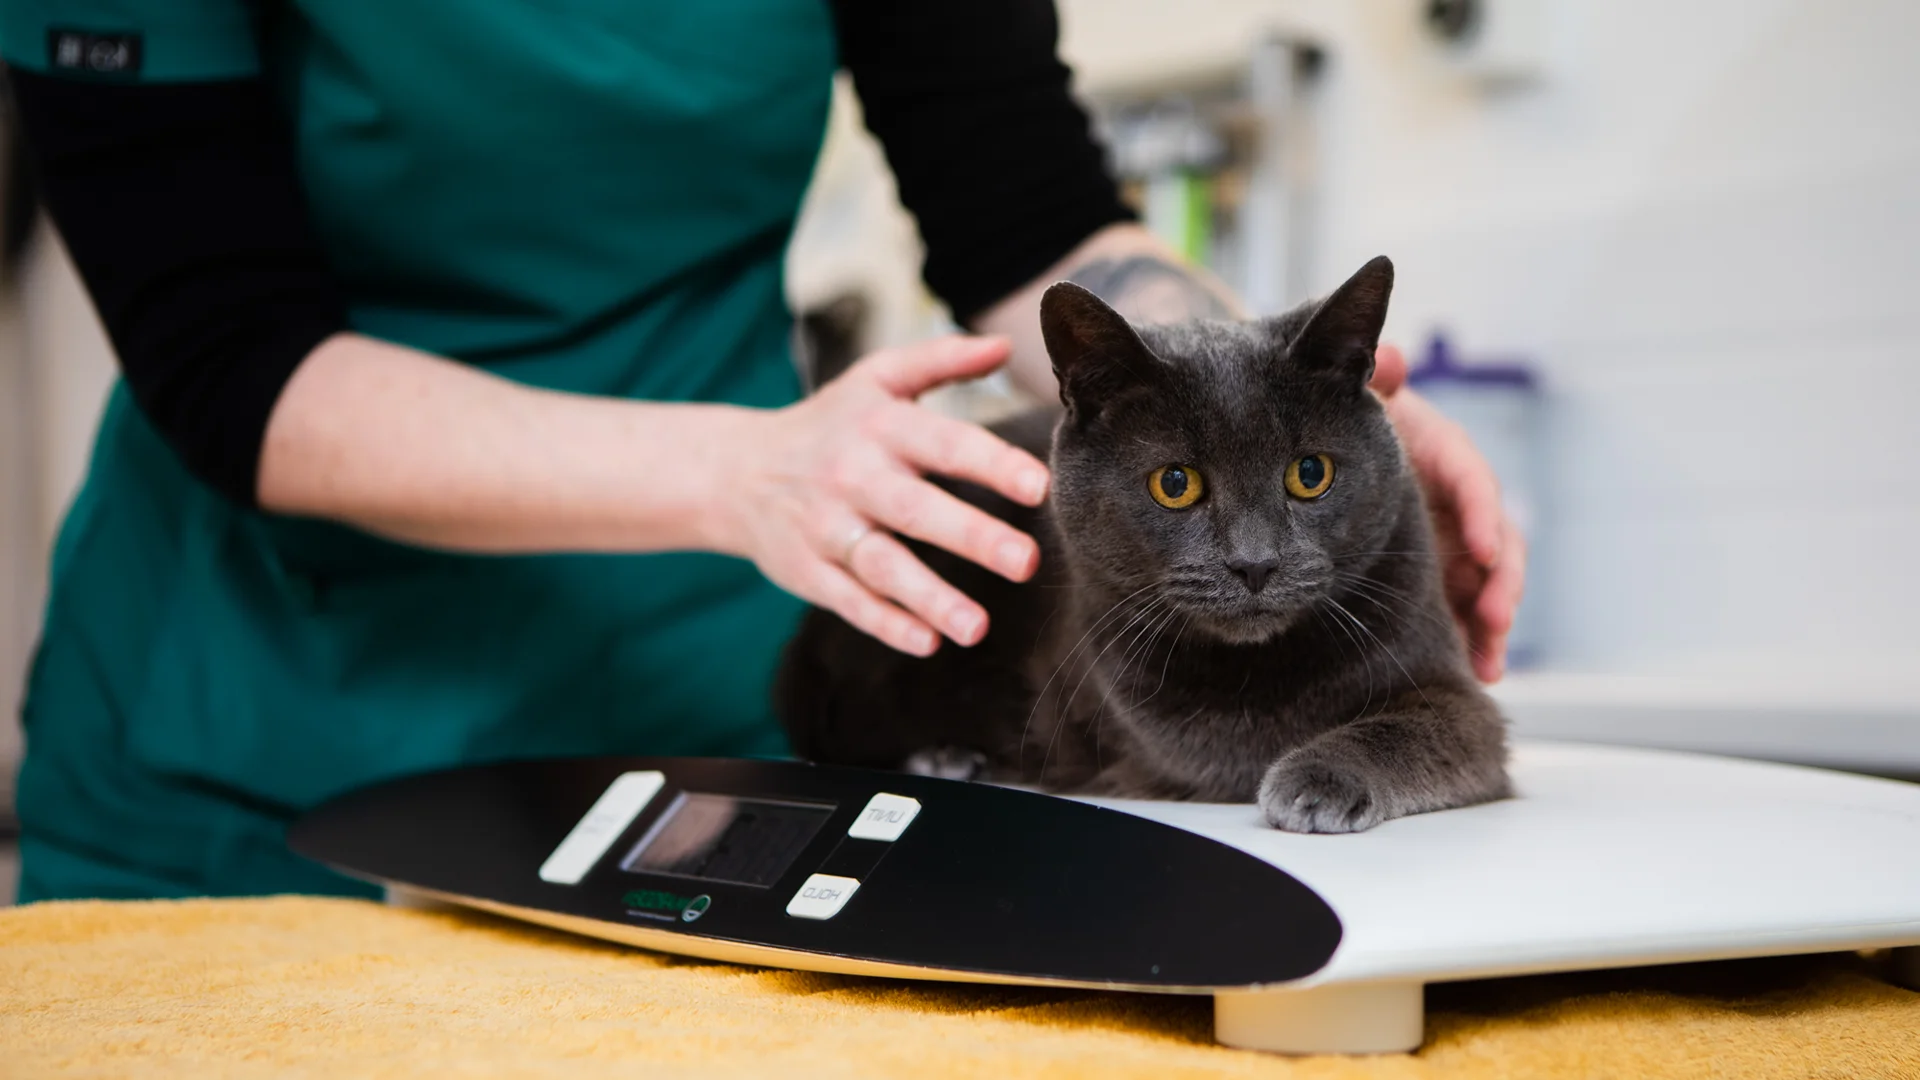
[712,336,1050,657]
[1369,344,1526,682]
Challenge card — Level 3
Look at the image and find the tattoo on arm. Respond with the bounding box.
[1067,255,1240,324]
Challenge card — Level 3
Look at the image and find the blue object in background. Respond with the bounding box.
[1407,334,1545,669]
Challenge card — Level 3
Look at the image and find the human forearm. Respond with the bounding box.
[260,332,1051,658]
[971,222,1244,398]
[258,333,753,554]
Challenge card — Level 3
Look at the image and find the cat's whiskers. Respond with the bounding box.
[1312,605,1376,722]
[1107,603,1163,700]
[1334,572,1488,663]
[1147,614,1195,709]
[1323,596,1443,723]
[1335,574,1452,632]
[1170,703,1208,729]
[1105,602,1183,717]
[1331,547,1482,564]
[1061,594,1167,724]
[1089,605,1162,733]
[1121,594,1175,653]
[1137,607,1189,703]
[1019,582,1161,771]
[1042,594,1169,778]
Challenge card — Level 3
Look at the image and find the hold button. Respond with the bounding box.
[786,874,860,920]
[847,792,920,841]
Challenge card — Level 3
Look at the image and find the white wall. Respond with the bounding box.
[17,228,116,550]
[1061,0,1920,692]
[0,288,31,820]
[1,228,119,819]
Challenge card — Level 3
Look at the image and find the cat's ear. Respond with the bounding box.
[1041,282,1156,417]
[1287,256,1394,387]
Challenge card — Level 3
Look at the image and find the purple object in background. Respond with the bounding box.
[1407,333,1545,668]
[1408,333,1538,390]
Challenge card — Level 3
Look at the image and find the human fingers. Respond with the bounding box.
[855,470,1040,583]
[1370,343,1408,397]
[1441,543,1485,643]
[1470,519,1527,682]
[1414,407,1505,569]
[1429,500,1490,654]
[846,529,990,647]
[1476,519,1526,636]
[877,403,1050,507]
[796,554,941,657]
[862,335,1012,399]
[1473,628,1510,684]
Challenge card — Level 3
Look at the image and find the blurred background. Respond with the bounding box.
[3,0,1918,898]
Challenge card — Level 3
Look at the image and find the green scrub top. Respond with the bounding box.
[4,1,836,901]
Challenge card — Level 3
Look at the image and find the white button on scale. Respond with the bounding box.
[786,873,861,920]
[537,771,666,885]
[847,792,920,841]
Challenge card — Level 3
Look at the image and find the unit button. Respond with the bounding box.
[847,792,921,841]
[786,874,861,920]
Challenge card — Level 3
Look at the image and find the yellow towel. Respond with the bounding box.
[2,896,1916,1079]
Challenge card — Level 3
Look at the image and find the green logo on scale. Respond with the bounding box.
[623,889,711,922]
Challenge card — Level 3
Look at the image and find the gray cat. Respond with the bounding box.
[776,256,1510,832]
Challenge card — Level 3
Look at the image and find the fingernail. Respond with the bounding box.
[998,540,1033,578]
[907,627,937,655]
[1020,469,1049,503]
[949,609,984,644]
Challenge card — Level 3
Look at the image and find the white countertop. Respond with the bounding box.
[1490,671,1920,774]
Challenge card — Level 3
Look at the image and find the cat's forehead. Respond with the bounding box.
[1137,319,1271,372]
[1135,320,1294,423]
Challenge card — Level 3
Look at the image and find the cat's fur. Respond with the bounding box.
[777,257,1511,832]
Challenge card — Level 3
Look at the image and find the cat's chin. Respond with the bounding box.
[1188,611,1299,646]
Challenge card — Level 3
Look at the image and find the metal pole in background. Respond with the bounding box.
[1241,37,1321,316]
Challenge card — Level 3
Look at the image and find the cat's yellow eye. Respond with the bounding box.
[1148,465,1205,509]
[1285,454,1335,499]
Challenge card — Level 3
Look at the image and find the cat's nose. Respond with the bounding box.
[1226,558,1279,594]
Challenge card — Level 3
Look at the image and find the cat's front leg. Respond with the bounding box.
[1258,684,1511,833]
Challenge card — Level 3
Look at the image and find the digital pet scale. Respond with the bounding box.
[290,741,1920,1055]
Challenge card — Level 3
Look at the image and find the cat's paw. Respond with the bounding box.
[1258,754,1386,834]
[902,746,987,781]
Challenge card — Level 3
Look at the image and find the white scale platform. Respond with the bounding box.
[1089,741,1920,1050]
[320,741,1920,1054]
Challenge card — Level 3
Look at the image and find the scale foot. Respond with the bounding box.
[1890,947,1920,991]
[1214,981,1424,1054]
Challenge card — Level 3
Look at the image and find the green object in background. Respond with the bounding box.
[1143,170,1214,268]
[2,0,835,902]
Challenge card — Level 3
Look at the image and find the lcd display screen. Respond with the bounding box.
[619,792,834,888]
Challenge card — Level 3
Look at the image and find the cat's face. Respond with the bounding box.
[1042,257,1410,645]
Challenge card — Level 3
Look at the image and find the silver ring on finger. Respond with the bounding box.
[838,521,877,566]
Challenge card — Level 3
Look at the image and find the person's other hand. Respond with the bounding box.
[1369,344,1526,682]
[714,336,1049,657]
